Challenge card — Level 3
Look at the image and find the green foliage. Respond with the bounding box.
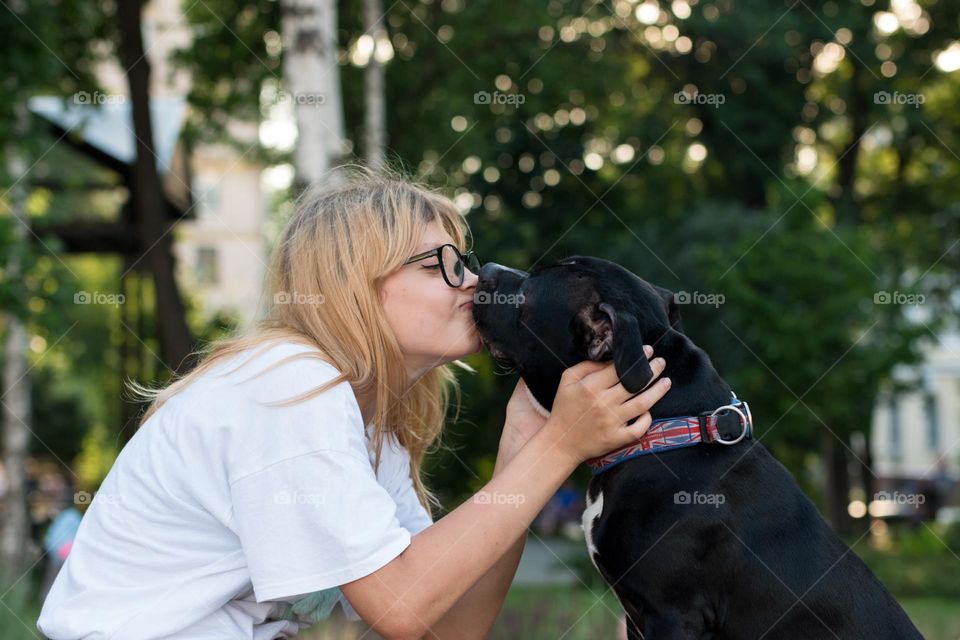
[852,523,960,599]
[3,0,960,516]
[170,0,283,160]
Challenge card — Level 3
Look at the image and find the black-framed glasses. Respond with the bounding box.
[404,243,481,288]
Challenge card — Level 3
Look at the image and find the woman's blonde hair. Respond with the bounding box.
[133,165,473,513]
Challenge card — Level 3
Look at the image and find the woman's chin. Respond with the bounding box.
[433,337,483,365]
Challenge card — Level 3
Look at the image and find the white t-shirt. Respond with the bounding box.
[37,340,434,640]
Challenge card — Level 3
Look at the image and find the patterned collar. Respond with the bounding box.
[586,394,753,475]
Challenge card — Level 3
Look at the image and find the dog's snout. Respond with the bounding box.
[478,262,504,289]
[478,262,528,291]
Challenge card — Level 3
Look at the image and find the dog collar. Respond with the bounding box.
[586,394,753,475]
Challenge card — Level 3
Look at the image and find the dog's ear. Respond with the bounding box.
[652,284,683,333]
[573,303,654,393]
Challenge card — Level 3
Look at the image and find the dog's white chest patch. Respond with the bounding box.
[581,489,604,573]
[582,490,637,633]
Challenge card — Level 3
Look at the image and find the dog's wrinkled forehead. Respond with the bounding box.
[527,256,634,298]
[526,256,674,325]
[522,259,603,313]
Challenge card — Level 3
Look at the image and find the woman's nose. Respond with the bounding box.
[461,266,479,288]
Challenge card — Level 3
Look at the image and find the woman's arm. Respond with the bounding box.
[342,423,574,639]
[340,359,670,640]
[422,445,530,638]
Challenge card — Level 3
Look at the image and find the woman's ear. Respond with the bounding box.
[573,302,654,393]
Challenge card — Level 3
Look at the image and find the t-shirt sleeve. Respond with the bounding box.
[230,447,413,602]
[379,434,434,537]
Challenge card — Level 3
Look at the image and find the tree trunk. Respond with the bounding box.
[282,0,347,191]
[116,0,194,374]
[833,63,865,227]
[820,428,854,535]
[363,0,387,169]
[1,122,32,575]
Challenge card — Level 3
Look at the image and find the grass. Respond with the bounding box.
[297,587,960,639]
[0,576,43,640]
[492,585,624,639]
[14,521,960,640]
[900,598,960,640]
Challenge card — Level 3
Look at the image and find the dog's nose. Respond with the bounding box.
[478,263,505,289]
[479,263,527,290]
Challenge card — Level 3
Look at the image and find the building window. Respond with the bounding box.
[194,178,221,219]
[196,246,219,285]
[925,393,939,450]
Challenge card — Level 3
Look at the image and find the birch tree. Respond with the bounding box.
[281,0,346,189]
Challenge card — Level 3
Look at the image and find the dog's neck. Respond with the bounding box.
[644,328,732,418]
[525,383,553,418]
[525,328,731,420]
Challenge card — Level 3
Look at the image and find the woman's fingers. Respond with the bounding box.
[604,378,672,450]
[587,345,655,391]
[618,376,672,429]
[548,356,670,463]
[604,354,665,402]
[560,359,609,386]
[614,413,655,448]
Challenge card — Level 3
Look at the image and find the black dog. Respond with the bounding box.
[472,257,922,640]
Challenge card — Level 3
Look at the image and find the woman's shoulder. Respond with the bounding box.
[173,340,368,477]
[196,339,346,400]
[167,338,361,436]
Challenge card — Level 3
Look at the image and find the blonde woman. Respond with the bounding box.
[37,168,670,640]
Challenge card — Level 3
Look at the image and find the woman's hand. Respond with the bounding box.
[544,350,670,467]
[497,379,549,466]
